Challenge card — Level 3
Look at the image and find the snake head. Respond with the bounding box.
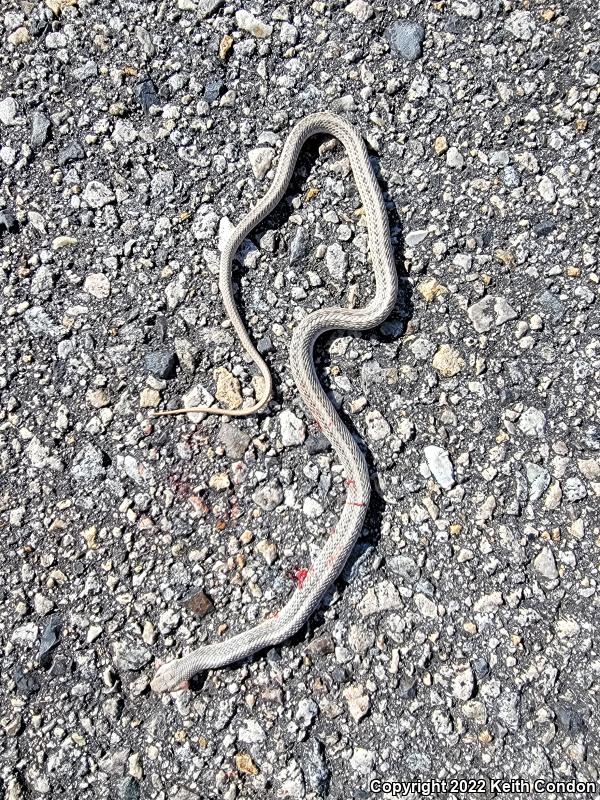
[150,660,190,693]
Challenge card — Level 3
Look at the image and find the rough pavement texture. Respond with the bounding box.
[1,1,599,799]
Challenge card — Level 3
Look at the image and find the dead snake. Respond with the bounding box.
[150,112,397,693]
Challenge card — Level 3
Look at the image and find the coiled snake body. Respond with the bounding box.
[151,112,397,693]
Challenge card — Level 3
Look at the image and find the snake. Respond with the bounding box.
[150,112,397,693]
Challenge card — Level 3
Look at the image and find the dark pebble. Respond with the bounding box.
[136,78,160,113]
[37,615,62,667]
[472,657,490,680]
[204,78,224,102]
[398,674,418,699]
[533,219,556,237]
[0,209,18,234]
[118,776,140,800]
[182,588,214,618]
[306,433,331,455]
[555,704,586,734]
[330,666,348,684]
[145,350,177,379]
[303,739,330,795]
[387,20,425,62]
[289,227,308,264]
[58,141,85,166]
[257,335,273,354]
[305,634,335,658]
[31,112,51,151]
[13,666,40,697]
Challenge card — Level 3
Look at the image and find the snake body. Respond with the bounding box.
[151,112,397,693]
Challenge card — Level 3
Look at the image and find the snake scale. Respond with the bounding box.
[150,112,397,693]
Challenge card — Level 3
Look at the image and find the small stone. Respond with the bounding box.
[518,407,546,438]
[52,235,77,249]
[253,482,284,511]
[215,367,243,409]
[139,388,159,408]
[358,581,402,617]
[405,229,428,247]
[280,409,306,446]
[8,26,30,45]
[446,146,464,168]
[414,592,438,618]
[533,546,558,580]
[0,96,18,125]
[453,0,481,19]
[303,496,324,518]
[45,31,67,48]
[204,80,224,104]
[83,272,111,299]
[538,176,556,204]
[136,78,160,113]
[198,0,224,18]
[219,34,233,59]
[362,410,389,441]
[31,112,51,150]
[111,640,151,672]
[117,776,140,800]
[58,141,85,165]
[467,295,517,333]
[71,444,105,482]
[526,463,550,502]
[0,145,16,166]
[83,180,115,209]
[387,20,425,62]
[151,170,174,197]
[343,684,371,722]
[209,472,230,490]
[183,588,214,617]
[350,747,375,775]
[217,422,250,459]
[433,135,448,155]
[256,540,278,565]
[432,344,464,377]
[473,591,503,613]
[506,10,535,41]
[325,243,348,279]
[279,21,298,45]
[424,445,455,489]
[533,219,555,237]
[145,350,177,380]
[564,477,586,502]
[452,665,475,701]
[296,698,319,727]
[345,0,373,22]
[306,433,330,454]
[418,277,447,302]
[306,634,335,658]
[289,227,308,264]
[248,146,274,180]
[235,753,259,776]
[578,458,600,481]
[235,9,272,38]
[87,388,110,409]
[462,700,487,724]
[37,615,61,666]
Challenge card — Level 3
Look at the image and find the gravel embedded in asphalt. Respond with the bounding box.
[0,1,599,798]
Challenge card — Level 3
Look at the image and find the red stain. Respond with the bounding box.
[294,567,310,589]
[346,499,367,507]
